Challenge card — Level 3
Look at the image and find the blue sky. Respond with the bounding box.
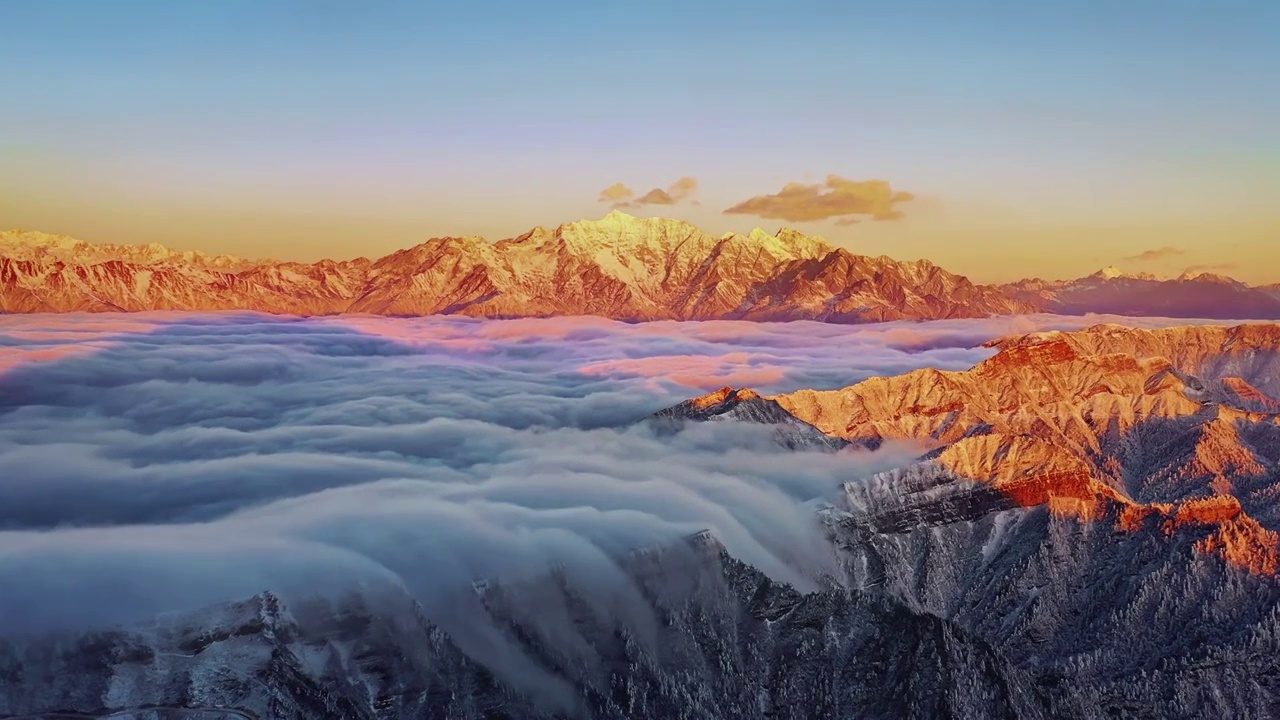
[2,0,1277,281]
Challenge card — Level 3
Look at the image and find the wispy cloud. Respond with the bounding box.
[1180,262,1237,276]
[597,182,635,204]
[1124,246,1185,263]
[724,175,914,224]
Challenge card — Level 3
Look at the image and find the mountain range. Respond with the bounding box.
[5,214,1278,320]
[668,322,1280,570]
[657,322,1280,716]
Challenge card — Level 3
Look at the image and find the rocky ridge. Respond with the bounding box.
[669,323,1280,574]
[0,532,1046,719]
[660,323,1280,717]
[649,386,852,451]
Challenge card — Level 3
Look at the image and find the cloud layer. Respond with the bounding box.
[0,312,1213,637]
[724,175,915,224]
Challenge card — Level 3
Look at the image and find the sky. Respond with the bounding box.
[1,0,1277,283]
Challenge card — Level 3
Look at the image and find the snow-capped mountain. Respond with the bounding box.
[657,323,1280,717]
[6,220,1280,321]
[649,386,853,451]
[664,323,1280,570]
[0,215,1034,320]
[6,220,1278,321]
[1001,267,1280,319]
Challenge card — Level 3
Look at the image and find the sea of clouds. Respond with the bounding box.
[0,311,1212,637]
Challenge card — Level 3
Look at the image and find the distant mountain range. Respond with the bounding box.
[1004,267,1280,319]
[3,213,1279,320]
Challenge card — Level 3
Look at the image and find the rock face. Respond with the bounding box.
[0,215,1035,320]
[659,322,1280,718]
[0,533,1047,719]
[649,386,852,451]
[664,324,1280,571]
[1001,268,1280,319]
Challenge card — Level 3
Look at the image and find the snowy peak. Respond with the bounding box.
[0,229,249,269]
[1176,269,1239,284]
[1086,266,1161,282]
[1001,264,1280,319]
[651,386,850,451]
[558,211,701,244]
[735,226,835,262]
[653,386,778,422]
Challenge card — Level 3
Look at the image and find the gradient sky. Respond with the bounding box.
[2,0,1277,283]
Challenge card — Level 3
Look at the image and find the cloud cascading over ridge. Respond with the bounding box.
[724,175,915,224]
[598,177,698,209]
[0,311,1216,639]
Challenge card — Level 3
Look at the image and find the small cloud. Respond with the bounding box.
[1180,262,1237,275]
[833,217,861,227]
[1124,246,1185,263]
[598,177,698,209]
[666,176,698,202]
[635,188,676,205]
[597,182,635,206]
[724,175,914,224]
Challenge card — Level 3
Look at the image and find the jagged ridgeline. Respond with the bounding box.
[0,531,1044,719]
[6,214,1280,319]
[657,322,1280,718]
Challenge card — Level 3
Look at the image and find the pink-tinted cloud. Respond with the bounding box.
[0,312,185,374]
[579,353,787,390]
[0,343,116,374]
[319,316,494,351]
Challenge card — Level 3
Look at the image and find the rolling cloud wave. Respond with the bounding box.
[0,312,1207,637]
